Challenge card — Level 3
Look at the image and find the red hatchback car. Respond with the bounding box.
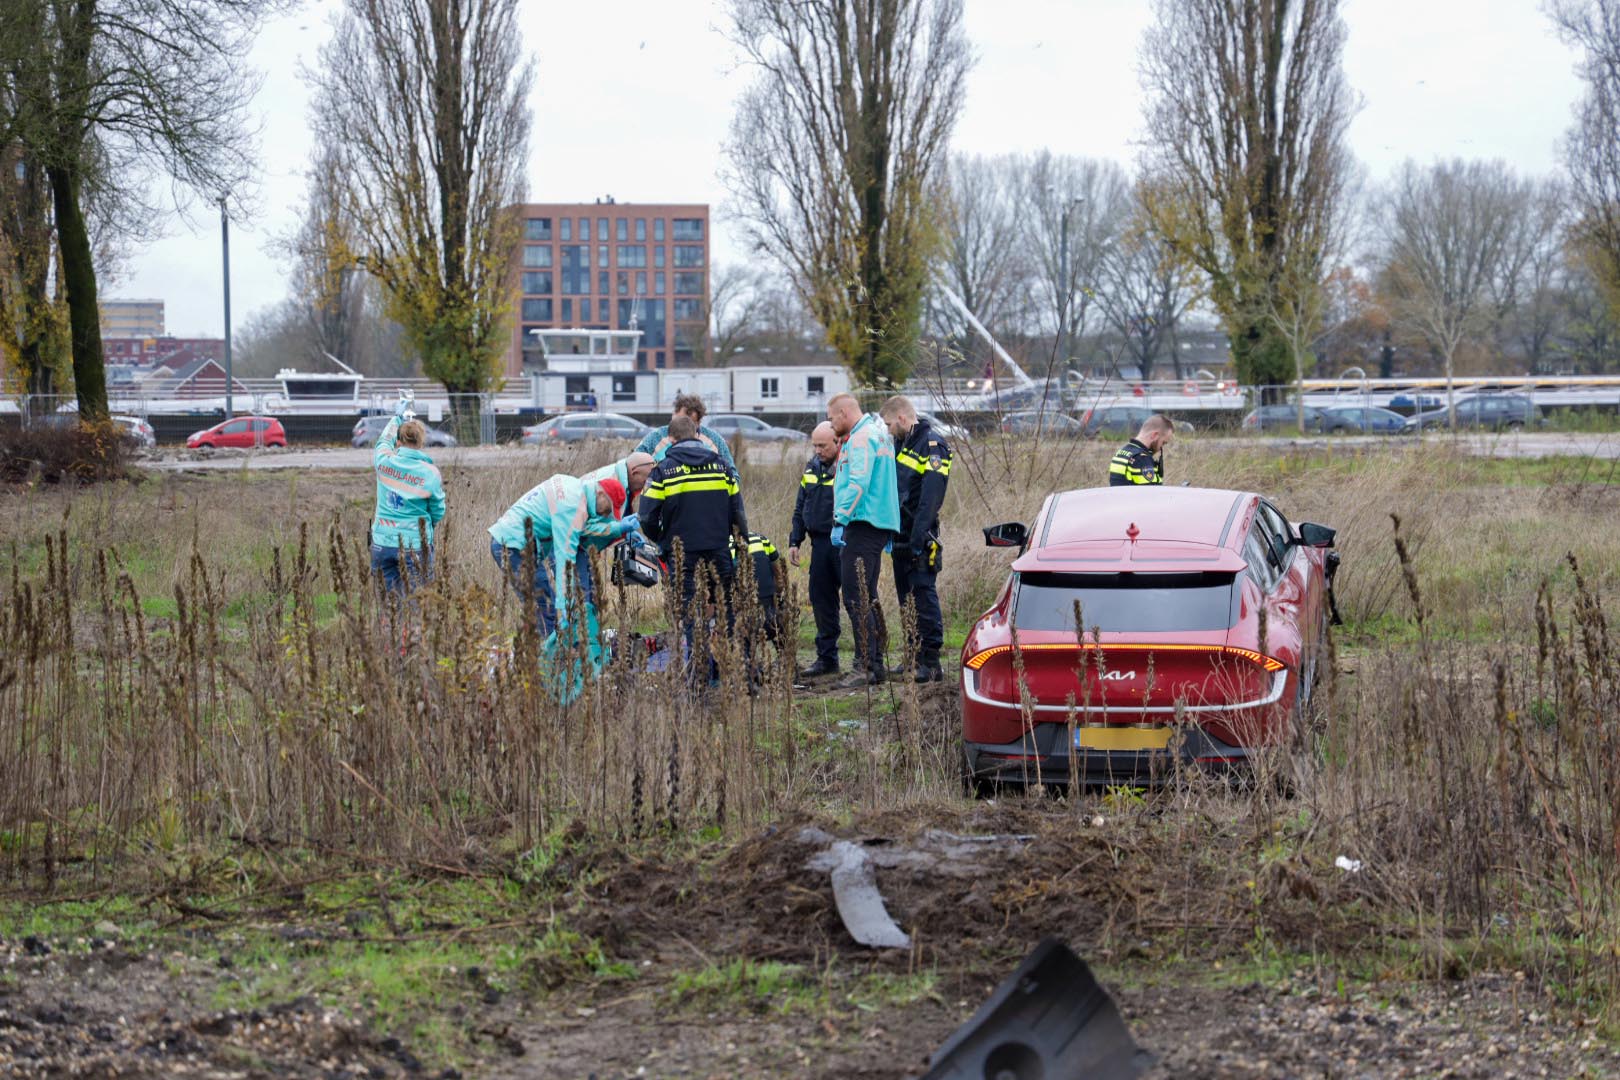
[186,416,287,450]
[962,486,1340,787]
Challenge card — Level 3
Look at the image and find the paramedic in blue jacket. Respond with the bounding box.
[634,392,735,468]
[827,392,898,688]
[370,395,446,594]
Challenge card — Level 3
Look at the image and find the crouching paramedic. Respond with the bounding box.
[637,414,748,677]
[788,422,841,678]
[881,395,949,683]
[729,530,783,646]
[371,393,446,594]
[487,470,640,642]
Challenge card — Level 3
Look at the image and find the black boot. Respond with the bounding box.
[796,659,839,679]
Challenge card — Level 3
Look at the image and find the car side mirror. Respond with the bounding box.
[1297,522,1336,549]
[984,522,1029,551]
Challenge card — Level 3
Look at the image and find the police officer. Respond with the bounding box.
[880,396,949,682]
[1109,414,1174,486]
[788,421,841,678]
[827,392,898,688]
[637,413,748,679]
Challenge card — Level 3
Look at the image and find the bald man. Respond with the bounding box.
[1109,415,1174,486]
[789,421,842,677]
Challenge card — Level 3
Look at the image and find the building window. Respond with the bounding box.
[522,298,553,321]
[807,376,825,395]
[598,270,609,294]
[673,298,704,320]
[612,374,637,402]
[617,271,629,296]
[597,218,608,242]
[672,218,704,241]
[521,271,553,294]
[654,219,665,242]
[673,272,704,295]
[522,245,552,267]
[673,245,704,267]
[524,217,551,241]
[579,217,590,242]
[654,246,665,269]
[597,244,608,268]
[597,298,610,322]
[620,299,666,347]
[560,217,572,241]
[635,218,646,241]
[617,245,647,268]
[655,350,666,367]
[616,217,628,241]
[760,376,779,400]
[654,272,665,294]
[560,247,589,293]
[561,298,573,323]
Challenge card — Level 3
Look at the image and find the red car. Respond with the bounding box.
[186,416,287,450]
[963,486,1339,787]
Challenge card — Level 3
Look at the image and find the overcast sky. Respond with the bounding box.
[121,0,1584,338]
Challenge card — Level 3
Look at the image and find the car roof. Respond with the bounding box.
[1013,487,1253,572]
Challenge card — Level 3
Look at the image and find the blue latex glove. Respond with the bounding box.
[625,528,650,550]
[620,512,639,532]
[830,524,845,547]
[883,538,893,554]
[393,398,410,418]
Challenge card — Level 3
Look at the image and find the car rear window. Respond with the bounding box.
[1012,571,1241,633]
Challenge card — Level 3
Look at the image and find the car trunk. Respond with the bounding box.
[969,569,1279,725]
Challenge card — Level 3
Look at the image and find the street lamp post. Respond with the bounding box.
[220,196,234,417]
[1057,197,1084,373]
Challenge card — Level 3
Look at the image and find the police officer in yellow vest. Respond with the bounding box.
[1109,414,1174,486]
[788,422,842,677]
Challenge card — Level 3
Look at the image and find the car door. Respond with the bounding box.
[219,419,252,447]
[1254,501,1311,672]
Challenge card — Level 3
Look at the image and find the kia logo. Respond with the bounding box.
[1099,670,1136,682]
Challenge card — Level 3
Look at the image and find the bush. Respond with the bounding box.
[0,420,131,484]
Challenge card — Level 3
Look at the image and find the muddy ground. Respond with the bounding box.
[3,806,1616,1078]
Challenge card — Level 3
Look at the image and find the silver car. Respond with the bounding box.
[706,413,807,442]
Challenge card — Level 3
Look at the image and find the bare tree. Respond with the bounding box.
[2,0,276,420]
[1381,159,1537,422]
[1548,1,1620,315]
[1095,190,1201,383]
[1019,152,1130,373]
[1140,0,1357,398]
[705,263,769,365]
[722,0,971,385]
[932,153,1032,364]
[1490,180,1570,372]
[309,0,534,427]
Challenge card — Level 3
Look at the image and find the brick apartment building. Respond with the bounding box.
[104,336,225,365]
[503,200,710,375]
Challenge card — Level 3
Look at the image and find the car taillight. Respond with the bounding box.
[963,642,1285,673]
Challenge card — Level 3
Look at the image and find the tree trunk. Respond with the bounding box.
[49,164,108,422]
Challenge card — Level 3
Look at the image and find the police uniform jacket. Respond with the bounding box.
[729,532,781,600]
[895,419,951,554]
[637,439,748,556]
[1108,438,1163,486]
[789,456,837,545]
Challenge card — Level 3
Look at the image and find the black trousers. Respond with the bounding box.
[840,521,889,672]
[676,549,734,678]
[807,532,842,666]
[892,549,943,665]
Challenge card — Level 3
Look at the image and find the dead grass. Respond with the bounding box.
[2,438,1619,1015]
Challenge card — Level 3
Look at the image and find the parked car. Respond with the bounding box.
[1241,405,1347,434]
[916,411,970,443]
[350,414,458,448]
[1403,393,1545,432]
[111,414,156,449]
[186,416,287,450]
[1320,406,1407,434]
[519,412,650,446]
[999,411,1085,436]
[1387,391,1445,415]
[964,486,1338,789]
[706,413,806,442]
[1079,404,1196,438]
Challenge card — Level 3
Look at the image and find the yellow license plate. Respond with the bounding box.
[1076,726,1172,751]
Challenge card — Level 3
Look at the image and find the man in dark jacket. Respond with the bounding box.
[1109,415,1174,486]
[638,414,748,677]
[787,421,841,678]
[881,396,950,682]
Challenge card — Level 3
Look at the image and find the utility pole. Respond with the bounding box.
[1056,197,1084,374]
[220,196,234,417]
